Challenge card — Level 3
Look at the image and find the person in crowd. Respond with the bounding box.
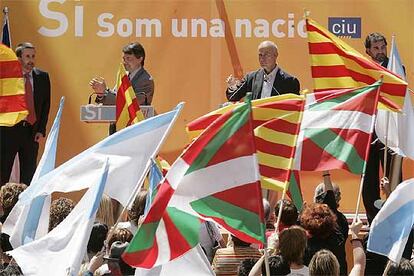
[262,255,291,276]
[48,197,75,232]
[225,40,300,101]
[0,42,51,186]
[274,199,299,233]
[362,32,403,224]
[248,254,291,276]
[87,223,109,259]
[385,258,414,275]
[0,182,27,223]
[95,194,115,228]
[314,171,348,242]
[308,249,340,276]
[300,203,347,275]
[117,190,148,234]
[279,225,309,275]
[89,42,154,135]
[199,221,225,263]
[238,258,258,276]
[0,183,27,274]
[212,235,262,275]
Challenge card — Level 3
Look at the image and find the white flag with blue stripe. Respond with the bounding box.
[3,103,184,248]
[367,178,414,263]
[8,159,109,276]
[375,36,414,159]
[3,97,65,247]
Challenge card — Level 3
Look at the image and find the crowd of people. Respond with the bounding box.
[0,169,413,275]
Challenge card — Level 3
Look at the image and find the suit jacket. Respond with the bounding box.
[226,67,300,101]
[32,68,51,136]
[99,67,154,105]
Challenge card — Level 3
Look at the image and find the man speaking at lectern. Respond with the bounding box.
[89,42,154,133]
[90,42,154,106]
[225,40,300,101]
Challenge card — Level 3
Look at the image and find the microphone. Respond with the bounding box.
[263,74,280,96]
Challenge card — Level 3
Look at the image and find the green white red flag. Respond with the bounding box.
[123,98,265,268]
[293,81,382,174]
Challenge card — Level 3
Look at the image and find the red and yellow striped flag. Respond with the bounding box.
[187,94,304,191]
[115,64,145,130]
[306,17,407,111]
[0,44,27,126]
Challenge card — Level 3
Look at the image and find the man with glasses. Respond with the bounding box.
[225,40,300,101]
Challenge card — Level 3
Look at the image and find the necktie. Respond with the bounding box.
[24,73,37,125]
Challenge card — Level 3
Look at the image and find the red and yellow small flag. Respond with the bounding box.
[0,44,27,126]
[115,64,145,130]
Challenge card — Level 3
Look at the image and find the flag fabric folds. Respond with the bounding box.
[294,82,382,174]
[9,160,109,276]
[3,97,65,247]
[144,158,163,215]
[306,17,407,111]
[3,104,183,249]
[187,94,304,191]
[367,178,414,263]
[123,99,265,269]
[115,63,145,130]
[0,44,27,126]
[375,36,414,159]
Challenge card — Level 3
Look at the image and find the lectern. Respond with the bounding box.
[80,105,154,123]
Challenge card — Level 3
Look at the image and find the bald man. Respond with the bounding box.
[225,41,300,101]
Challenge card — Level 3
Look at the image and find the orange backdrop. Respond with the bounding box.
[2,0,413,212]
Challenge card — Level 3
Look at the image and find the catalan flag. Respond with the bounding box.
[187,94,304,191]
[115,63,145,130]
[306,17,407,111]
[0,44,27,126]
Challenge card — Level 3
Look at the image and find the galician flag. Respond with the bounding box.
[375,36,414,159]
[294,81,382,174]
[123,97,265,269]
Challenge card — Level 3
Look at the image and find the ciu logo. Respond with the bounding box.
[328,17,362,38]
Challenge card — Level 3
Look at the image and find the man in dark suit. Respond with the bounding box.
[225,40,300,101]
[363,33,403,224]
[0,42,51,185]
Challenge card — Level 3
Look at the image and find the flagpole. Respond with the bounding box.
[105,103,184,246]
[354,80,383,221]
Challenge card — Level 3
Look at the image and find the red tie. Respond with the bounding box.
[24,73,37,125]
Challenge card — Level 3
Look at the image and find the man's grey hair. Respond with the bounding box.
[258,41,278,54]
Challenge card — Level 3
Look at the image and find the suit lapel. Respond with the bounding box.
[272,67,282,96]
[253,69,264,99]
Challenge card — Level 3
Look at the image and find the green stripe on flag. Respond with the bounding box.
[309,85,378,111]
[187,103,250,174]
[305,128,365,174]
[125,222,159,252]
[191,195,265,243]
[167,207,201,248]
[288,172,303,210]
